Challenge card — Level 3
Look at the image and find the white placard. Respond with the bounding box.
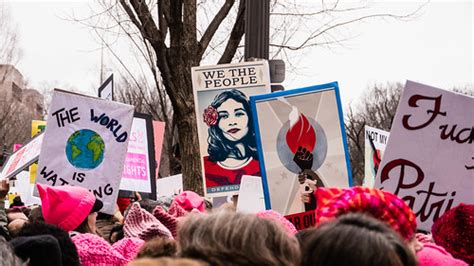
[375,81,473,231]
[156,174,183,197]
[9,172,40,206]
[236,175,265,213]
[35,90,134,214]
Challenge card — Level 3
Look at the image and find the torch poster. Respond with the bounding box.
[375,81,473,231]
[192,61,271,197]
[250,82,352,217]
[35,90,134,214]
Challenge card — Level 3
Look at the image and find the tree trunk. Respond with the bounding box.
[174,105,203,194]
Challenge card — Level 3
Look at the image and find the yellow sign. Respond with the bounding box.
[31,120,47,137]
[30,120,46,183]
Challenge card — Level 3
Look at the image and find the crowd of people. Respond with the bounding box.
[0,179,472,266]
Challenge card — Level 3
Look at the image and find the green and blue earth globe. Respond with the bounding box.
[65,129,105,170]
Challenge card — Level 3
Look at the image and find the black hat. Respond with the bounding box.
[10,234,63,266]
[91,199,103,213]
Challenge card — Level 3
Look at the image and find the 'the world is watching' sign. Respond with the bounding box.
[35,90,134,214]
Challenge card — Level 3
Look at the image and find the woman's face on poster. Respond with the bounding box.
[217,98,249,142]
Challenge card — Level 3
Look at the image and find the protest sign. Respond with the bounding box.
[236,175,265,213]
[97,75,159,199]
[13,144,23,152]
[364,126,390,188]
[250,82,352,220]
[153,121,165,178]
[98,74,114,101]
[285,211,316,231]
[30,120,47,184]
[192,61,271,197]
[8,171,40,206]
[0,133,43,180]
[35,90,134,214]
[119,113,157,199]
[31,120,47,137]
[375,81,474,231]
[156,174,183,197]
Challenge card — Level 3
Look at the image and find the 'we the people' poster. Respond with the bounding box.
[192,61,270,197]
[375,81,473,230]
[35,90,134,214]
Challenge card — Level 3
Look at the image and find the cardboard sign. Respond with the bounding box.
[364,126,390,188]
[35,90,134,214]
[156,174,183,197]
[250,82,352,216]
[236,175,265,213]
[119,113,157,199]
[192,61,271,197]
[0,133,44,180]
[375,81,474,231]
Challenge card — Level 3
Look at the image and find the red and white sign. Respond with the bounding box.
[0,133,44,180]
[375,81,474,231]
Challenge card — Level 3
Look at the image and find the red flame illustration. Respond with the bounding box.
[286,113,316,154]
[372,149,381,171]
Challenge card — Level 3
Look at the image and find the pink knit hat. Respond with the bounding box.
[315,186,417,241]
[172,191,205,212]
[417,243,468,266]
[72,233,143,266]
[37,183,96,232]
[256,210,298,235]
[124,202,173,241]
[153,206,180,238]
[432,203,474,264]
[111,237,145,262]
[168,200,187,217]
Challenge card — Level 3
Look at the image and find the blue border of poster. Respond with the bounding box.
[250,81,353,210]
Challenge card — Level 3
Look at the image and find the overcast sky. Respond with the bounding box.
[7,0,473,106]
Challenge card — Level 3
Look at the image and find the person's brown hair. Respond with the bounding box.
[73,217,93,234]
[136,237,177,259]
[129,257,208,266]
[178,211,300,266]
[300,213,418,266]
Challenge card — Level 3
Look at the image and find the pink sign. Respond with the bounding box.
[13,144,23,152]
[153,121,165,178]
[123,152,148,180]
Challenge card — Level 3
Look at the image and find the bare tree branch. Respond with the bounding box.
[218,0,245,64]
[157,0,169,40]
[183,0,198,54]
[198,0,235,59]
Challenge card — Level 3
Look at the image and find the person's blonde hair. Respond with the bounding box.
[178,211,300,266]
